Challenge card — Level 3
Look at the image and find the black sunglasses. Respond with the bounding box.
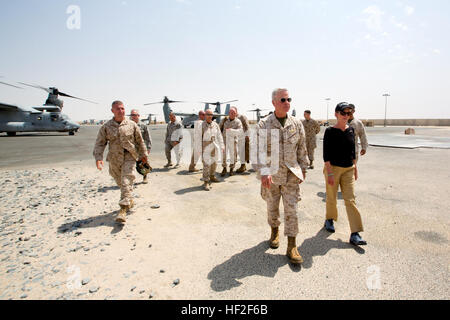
[339,111,352,116]
[280,98,292,103]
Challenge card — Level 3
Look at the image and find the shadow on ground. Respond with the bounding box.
[208,229,364,292]
[317,191,343,202]
[174,185,205,195]
[207,241,290,292]
[176,170,202,176]
[98,186,120,192]
[298,228,365,269]
[57,209,127,234]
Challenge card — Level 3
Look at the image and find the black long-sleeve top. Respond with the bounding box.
[323,126,356,168]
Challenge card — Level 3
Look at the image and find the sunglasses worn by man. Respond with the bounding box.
[280,98,292,103]
[339,111,352,116]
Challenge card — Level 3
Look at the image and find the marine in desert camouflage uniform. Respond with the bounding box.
[93,101,148,223]
[202,109,224,190]
[130,109,152,184]
[301,110,321,169]
[164,112,183,168]
[236,108,250,173]
[254,88,309,265]
[348,104,368,162]
[220,107,243,177]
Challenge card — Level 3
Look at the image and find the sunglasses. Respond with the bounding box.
[339,111,352,116]
[131,114,139,116]
[280,98,292,103]
[206,114,213,116]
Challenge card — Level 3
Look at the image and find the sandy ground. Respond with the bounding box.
[0,126,449,300]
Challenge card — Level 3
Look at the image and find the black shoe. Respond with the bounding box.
[350,232,367,246]
[324,219,335,233]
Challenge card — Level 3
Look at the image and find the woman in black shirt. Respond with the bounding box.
[323,102,367,246]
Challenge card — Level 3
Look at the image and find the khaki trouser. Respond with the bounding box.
[261,171,300,237]
[323,165,363,233]
[109,153,135,208]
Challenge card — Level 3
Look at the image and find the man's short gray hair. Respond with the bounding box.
[272,88,288,101]
[112,100,124,108]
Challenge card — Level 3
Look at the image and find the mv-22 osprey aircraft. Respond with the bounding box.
[143,96,237,127]
[0,80,97,136]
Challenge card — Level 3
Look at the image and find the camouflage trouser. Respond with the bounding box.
[306,141,316,162]
[109,154,135,208]
[222,140,238,169]
[202,141,217,182]
[261,171,301,237]
[165,142,181,164]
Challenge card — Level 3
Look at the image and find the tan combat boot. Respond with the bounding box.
[220,167,227,177]
[229,167,234,176]
[210,175,219,183]
[309,161,314,169]
[116,207,127,223]
[188,166,199,172]
[129,199,134,209]
[286,237,303,264]
[236,164,247,173]
[269,227,280,249]
[203,182,210,191]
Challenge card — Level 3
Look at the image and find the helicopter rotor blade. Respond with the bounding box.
[58,91,98,104]
[143,100,186,106]
[143,101,164,105]
[221,100,238,104]
[0,81,23,89]
[18,82,51,93]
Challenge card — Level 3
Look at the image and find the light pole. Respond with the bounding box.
[325,98,331,125]
[383,94,390,127]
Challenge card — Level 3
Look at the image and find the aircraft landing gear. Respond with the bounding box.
[7,132,16,136]
[69,131,75,136]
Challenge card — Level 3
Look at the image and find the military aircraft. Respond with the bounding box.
[0,81,96,136]
[248,106,297,122]
[248,107,270,122]
[292,108,297,117]
[126,112,158,125]
[143,96,236,128]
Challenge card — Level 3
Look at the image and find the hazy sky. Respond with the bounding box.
[0,0,449,121]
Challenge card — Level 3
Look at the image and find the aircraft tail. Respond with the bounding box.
[225,104,231,115]
[163,104,172,123]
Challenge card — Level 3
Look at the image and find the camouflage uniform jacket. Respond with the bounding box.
[348,118,368,151]
[221,117,243,144]
[237,114,250,134]
[301,118,321,148]
[137,121,152,151]
[93,118,147,163]
[254,113,309,184]
[202,121,224,150]
[165,121,183,144]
